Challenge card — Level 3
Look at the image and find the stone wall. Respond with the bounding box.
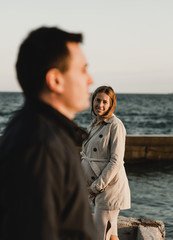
[125,136,173,163]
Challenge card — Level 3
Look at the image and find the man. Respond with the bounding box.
[0,27,97,240]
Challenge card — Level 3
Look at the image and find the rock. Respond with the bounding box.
[118,216,165,240]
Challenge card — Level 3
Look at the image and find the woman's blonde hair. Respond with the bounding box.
[91,86,116,122]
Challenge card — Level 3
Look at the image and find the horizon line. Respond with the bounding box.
[0,91,172,95]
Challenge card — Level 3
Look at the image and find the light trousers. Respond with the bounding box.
[94,208,120,240]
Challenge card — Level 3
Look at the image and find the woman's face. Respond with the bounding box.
[93,92,111,116]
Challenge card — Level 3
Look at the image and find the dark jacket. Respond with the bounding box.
[0,99,97,240]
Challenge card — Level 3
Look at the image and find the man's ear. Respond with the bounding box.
[45,68,64,94]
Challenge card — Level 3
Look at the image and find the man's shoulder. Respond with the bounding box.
[1,107,72,151]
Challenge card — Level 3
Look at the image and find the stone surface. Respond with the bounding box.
[137,225,163,240]
[117,216,165,240]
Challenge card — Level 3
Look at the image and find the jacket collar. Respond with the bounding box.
[103,114,116,124]
[24,99,88,146]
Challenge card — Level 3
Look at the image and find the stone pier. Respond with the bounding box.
[125,135,173,163]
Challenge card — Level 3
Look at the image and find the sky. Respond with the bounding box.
[0,0,173,93]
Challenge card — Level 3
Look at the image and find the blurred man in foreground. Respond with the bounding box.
[0,26,97,240]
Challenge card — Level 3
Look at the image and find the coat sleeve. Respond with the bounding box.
[90,122,126,193]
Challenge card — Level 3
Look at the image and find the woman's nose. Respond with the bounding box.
[87,73,94,86]
[98,101,103,108]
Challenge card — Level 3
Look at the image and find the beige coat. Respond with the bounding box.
[81,114,130,210]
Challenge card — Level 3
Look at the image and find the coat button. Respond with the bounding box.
[99,134,103,138]
[93,148,97,152]
[91,176,95,180]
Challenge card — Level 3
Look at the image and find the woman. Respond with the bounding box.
[81,86,130,240]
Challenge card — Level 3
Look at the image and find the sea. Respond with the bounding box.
[0,92,173,239]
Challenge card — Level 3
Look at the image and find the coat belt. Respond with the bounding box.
[81,152,108,177]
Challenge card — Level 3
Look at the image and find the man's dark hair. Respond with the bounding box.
[16,26,83,98]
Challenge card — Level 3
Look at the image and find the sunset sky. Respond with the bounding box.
[1,0,173,93]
